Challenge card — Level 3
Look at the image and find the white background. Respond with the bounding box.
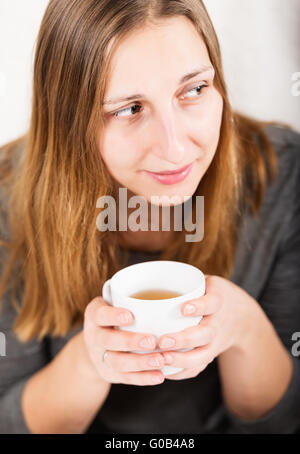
[0,0,299,146]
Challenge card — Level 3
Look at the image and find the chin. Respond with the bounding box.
[142,185,198,207]
[123,169,201,207]
[138,162,202,207]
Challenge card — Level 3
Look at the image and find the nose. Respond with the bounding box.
[151,107,186,164]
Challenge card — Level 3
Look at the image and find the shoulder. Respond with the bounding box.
[262,123,300,148]
[240,123,300,246]
[231,124,300,294]
[262,124,300,162]
[261,124,300,194]
[254,124,300,248]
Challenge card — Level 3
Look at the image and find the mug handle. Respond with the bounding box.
[102,279,112,305]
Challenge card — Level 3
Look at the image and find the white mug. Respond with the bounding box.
[102,260,205,376]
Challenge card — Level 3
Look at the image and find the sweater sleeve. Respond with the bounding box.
[0,288,51,434]
[223,132,300,434]
[0,378,33,434]
[0,178,51,433]
[224,357,300,434]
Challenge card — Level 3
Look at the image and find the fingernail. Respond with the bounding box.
[184,304,195,315]
[160,337,175,348]
[148,357,162,367]
[140,337,154,349]
[118,312,131,324]
[163,353,173,364]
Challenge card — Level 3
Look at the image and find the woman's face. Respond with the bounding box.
[99,16,223,206]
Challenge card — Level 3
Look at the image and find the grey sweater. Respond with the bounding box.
[0,125,300,434]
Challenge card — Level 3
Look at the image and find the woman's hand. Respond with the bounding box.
[158,274,261,380]
[82,297,166,386]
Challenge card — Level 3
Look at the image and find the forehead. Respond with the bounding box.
[105,16,211,92]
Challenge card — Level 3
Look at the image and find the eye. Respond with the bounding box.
[113,104,142,119]
[181,83,208,99]
[112,84,208,119]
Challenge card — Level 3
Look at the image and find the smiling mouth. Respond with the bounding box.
[145,162,194,175]
[141,161,195,186]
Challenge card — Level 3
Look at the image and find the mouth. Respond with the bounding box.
[146,162,194,175]
[142,161,195,185]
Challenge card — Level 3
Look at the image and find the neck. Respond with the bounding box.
[116,229,176,253]
[112,185,178,252]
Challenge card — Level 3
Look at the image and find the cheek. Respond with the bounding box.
[100,132,142,172]
[188,90,223,176]
[198,90,223,148]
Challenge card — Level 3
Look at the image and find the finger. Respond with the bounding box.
[97,326,158,352]
[165,366,205,381]
[96,302,134,327]
[161,345,214,370]
[181,292,221,317]
[113,370,165,386]
[158,323,215,350]
[103,350,166,372]
[87,297,135,327]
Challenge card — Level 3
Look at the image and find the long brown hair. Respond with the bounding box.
[0,0,279,342]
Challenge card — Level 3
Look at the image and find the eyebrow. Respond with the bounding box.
[103,65,214,106]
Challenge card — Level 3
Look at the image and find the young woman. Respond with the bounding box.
[0,0,299,434]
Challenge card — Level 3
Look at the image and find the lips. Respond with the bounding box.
[142,161,195,185]
[147,162,193,175]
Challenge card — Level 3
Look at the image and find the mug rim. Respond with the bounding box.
[109,260,205,303]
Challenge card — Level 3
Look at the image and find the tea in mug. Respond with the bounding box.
[130,289,182,300]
